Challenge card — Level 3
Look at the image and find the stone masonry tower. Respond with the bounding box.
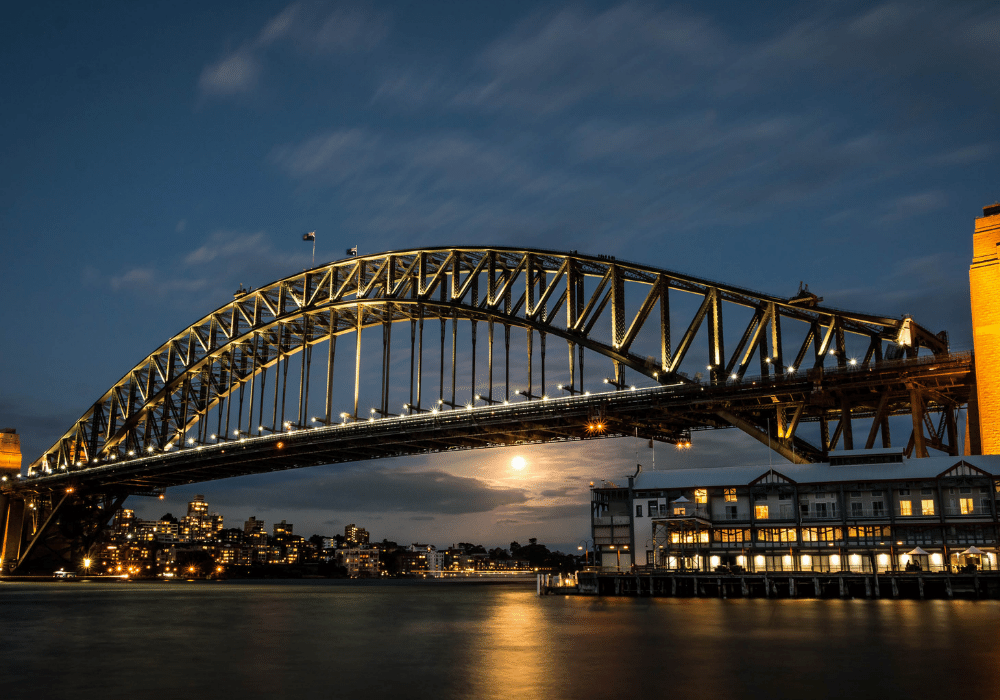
[969,203,1000,454]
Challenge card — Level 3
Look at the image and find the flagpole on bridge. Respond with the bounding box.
[303,231,316,266]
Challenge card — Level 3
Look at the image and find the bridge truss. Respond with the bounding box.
[1,247,973,574]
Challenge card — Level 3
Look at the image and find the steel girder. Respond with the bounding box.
[8,353,973,499]
[27,247,949,479]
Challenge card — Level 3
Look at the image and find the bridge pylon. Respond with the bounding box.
[970,203,1000,455]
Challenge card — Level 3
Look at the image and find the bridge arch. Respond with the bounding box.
[31,247,947,475]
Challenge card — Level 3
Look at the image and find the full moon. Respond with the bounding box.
[511,456,527,471]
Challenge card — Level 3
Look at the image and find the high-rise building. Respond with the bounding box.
[345,523,369,545]
[187,495,208,518]
[274,520,293,537]
[181,495,222,541]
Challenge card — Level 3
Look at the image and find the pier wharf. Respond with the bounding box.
[543,571,1000,599]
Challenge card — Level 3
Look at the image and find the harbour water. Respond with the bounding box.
[2,579,998,699]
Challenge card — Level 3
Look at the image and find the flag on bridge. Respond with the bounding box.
[303,232,316,241]
[346,246,358,256]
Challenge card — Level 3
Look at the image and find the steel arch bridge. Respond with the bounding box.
[27,246,958,478]
[1,246,975,573]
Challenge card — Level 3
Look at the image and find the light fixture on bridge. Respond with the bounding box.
[849,358,858,366]
[147,446,154,453]
[209,434,216,440]
[187,438,195,445]
[128,450,135,456]
[731,373,739,380]
[764,357,772,364]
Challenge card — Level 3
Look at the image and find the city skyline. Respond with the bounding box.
[3,1,999,550]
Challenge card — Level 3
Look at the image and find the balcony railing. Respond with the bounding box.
[799,510,842,520]
[896,508,937,517]
[942,506,989,517]
[842,508,887,519]
[716,511,751,521]
[653,508,711,520]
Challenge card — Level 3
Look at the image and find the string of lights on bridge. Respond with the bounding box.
[16,350,870,481]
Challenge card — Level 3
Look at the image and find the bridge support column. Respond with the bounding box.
[970,203,1000,454]
[1,496,25,575]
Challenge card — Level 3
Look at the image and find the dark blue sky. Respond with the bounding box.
[2,1,998,549]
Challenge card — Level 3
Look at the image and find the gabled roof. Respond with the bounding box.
[749,469,796,486]
[629,454,1000,491]
[937,460,992,478]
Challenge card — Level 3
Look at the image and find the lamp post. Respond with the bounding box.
[577,539,594,568]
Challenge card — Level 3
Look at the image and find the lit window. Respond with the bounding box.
[755,505,769,520]
[724,488,737,502]
[694,489,707,504]
[921,499,935,516]
[899,501,912,516]
[960,498,974,515]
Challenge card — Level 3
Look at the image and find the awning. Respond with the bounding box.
[906,547,930,556]
[961,546,986,556]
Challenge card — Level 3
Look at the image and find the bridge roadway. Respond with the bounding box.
[5,351,973,497]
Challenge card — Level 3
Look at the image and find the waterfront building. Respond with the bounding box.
[591,449,1000,574]
[336,546,380,577]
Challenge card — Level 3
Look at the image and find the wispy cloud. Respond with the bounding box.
[107,230,309,299]
[201,465,530,515]
[199,1,389,99]
[198,48,260,97]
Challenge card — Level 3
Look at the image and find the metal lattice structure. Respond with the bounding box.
[29,247,951,481]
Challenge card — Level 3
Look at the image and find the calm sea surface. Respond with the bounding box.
[2,579,998,699]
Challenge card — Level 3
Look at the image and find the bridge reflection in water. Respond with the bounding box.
[0,247,973,573]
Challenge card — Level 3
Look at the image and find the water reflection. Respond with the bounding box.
[1,581,998,700]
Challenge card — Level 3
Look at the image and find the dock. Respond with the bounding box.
[539,571,1000,599]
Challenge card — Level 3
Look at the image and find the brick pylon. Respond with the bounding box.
[969,203,1000,454]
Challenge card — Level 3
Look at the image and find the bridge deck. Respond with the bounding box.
[4,351,973,496]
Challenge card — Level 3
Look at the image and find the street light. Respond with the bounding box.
[578,539,594,567]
